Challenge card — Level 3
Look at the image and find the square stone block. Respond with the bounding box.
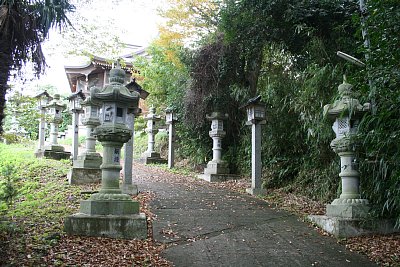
[198,173,240,182]
[44,150,71,160]
[121,183,138,196]
[141,156,167,165]
[64,213,147,239]
[326,204,370,219]
[68,168,101,185]
[204,162,229,175]
[80,200,139,215]
[246,187,267,196]
[74,154,102,168]
[308,215,400,238]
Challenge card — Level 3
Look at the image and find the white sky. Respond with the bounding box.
[12,0,166,96]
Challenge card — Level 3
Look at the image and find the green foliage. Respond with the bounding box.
[155,130,169,158]
[354,0,400,226]
[141,0,399,226]
[0,164,18,211]
[0,142,82,265]
[133,131,148,159]
[4,92,40,139]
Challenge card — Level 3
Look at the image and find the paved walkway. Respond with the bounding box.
[133,164,375,267]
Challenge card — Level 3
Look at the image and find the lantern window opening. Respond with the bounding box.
[116,107,123,117]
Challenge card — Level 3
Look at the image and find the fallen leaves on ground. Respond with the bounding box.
[342,234,400,266]
[42,189,172,267]
[43,236,170,266]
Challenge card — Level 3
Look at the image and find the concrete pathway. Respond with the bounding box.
[134,164,376,267]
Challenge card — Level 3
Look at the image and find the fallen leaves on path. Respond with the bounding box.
[137,163,399,267]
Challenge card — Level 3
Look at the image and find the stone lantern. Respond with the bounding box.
[67,90,102,184]
[142,106,167,164]
[166,107,178,169]
[34,91,52,157]
[242,96,267,195]
[67,90,85,160]
[323,78,371,217]
[199,111,239,182]
[309,77,372,237]
[43,94,71,160]
[65,66,147,239]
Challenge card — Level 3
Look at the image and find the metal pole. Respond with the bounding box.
[359,0,376,114]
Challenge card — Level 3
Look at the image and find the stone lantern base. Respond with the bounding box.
[141,151,167,165]
[64,199,147,239]
[198,161,240,182]
[308,199,399,238]
[68,153,103,184]
[36,145,71,160]
[245,188,267,196]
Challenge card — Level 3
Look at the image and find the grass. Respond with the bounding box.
[0,142,89,266]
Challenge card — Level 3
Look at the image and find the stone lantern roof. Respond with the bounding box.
[47,94,66,110]
[91,67,140,105]
[34,90,53,101]
[323,77,370,120]
[206,111,228,121]
[145,106,161,121]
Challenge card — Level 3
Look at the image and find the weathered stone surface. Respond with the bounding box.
[245,187,267,196]
[73,153,102,169]
[308,215,399,238]
[79,200,139,215]
[203,161,229,175]
[64,213,147,239]
[141,152,167,165]
[326,203,370,218]
[43,150,71,160]
[67,168,101,185]
[121,183,138,196]
[198,173,240,182]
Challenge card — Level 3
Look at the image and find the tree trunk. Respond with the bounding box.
[247,51,263,96]
[0,35,12,135]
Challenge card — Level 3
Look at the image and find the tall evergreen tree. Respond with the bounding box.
[0,0,74,134]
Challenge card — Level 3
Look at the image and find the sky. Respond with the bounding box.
[10,0,166,97]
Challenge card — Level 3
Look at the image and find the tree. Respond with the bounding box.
[0,0,74,134]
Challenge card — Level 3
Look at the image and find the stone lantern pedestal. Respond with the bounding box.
[309,78,378,237]
[121,107,141,195]
[198,111,239,182]
[42,94,71,160]
[165,107,178,169]
[64,66,147,239]
[141,107,167,164]
[242,96,267,195]
[68,94,102,185]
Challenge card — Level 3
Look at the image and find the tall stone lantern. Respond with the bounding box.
[242,96,267,195]
[65,66,147,239]
[165,107,178,169]
[309,77,373,237]
[67,90,85,160]
[67,90,102,184]
[323,78,371,218]
[199,111,239,182]
[34,91,52,158]
[43,94,71,160]
[142,106,167,164]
